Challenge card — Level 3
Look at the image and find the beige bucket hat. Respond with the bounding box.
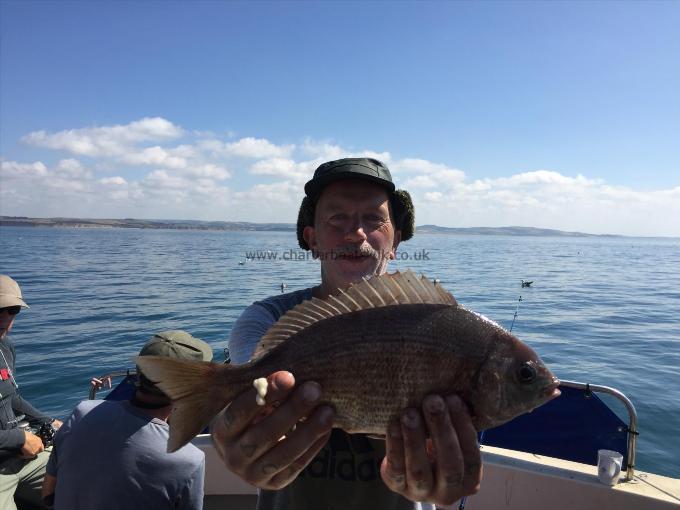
[0,275,29,309]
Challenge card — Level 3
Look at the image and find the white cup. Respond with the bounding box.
[597,449,623,486]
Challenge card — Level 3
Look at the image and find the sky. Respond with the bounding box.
[1,1,679,236]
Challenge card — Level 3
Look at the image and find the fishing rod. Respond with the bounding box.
[509,294,523,333]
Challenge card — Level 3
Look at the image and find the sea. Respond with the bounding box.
[1,226,679,478]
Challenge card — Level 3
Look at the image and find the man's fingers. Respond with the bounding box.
[423,394,465,499]
[214,371,295,440]
[381,419,406,492]
[400,407,434,500]
[267,431,331,489]
[248,404,334,488]
[447,395,482,494]
[227,381,325,469]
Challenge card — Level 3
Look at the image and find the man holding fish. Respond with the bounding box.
[138,157,559,509]
[220,157,482,508]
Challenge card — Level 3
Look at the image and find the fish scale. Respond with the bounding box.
[247,305,487,434]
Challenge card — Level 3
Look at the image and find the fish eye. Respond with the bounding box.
[518,362,537,384]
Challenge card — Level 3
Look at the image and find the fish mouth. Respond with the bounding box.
[542,377,561,400]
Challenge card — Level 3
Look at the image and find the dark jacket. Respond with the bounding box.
[0,338,51,461]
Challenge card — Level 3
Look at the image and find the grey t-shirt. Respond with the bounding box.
[229,289,429,510]
[47,399,205,510]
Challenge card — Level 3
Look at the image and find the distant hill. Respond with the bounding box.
[1,215,625,237]
[0,216,295,232]
[415,224,615,237]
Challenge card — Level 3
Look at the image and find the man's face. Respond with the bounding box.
[303,180,401,293]
[0,307,19,340]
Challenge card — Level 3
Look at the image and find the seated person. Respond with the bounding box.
[0,275,63,510]
[42,330,213,510]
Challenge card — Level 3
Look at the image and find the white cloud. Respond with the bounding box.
[121,146,187,169]
[184,164,231,180]
[403,175,438,189]
[22,117,183,157]
[393,158,452,174]
[201,137,294,159]
[4,120,679,236]
[99,176,127,185]
[55,159,92,179]
[249,158,313,183]
[412,169,680,236]
[1,160,48,178]
[300,139,345,160]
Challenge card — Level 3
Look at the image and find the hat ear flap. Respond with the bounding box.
[392,189,415,241]
[297,196,316,250]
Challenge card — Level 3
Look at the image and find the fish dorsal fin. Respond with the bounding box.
[252,270,456,358]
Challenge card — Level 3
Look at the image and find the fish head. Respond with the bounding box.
[472,330,560,430]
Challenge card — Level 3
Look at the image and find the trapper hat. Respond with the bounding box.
[0,275,29,309]
[297,158,415,250]
[137,330,213,396]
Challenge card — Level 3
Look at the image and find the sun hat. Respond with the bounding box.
[138,330,213,362]
[136,330,213,397]
[297,158,415,250]
[0,275,29,309]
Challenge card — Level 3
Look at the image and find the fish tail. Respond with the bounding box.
[135,356,248,452]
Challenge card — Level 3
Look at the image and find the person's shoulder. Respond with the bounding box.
[253,287,314,315]
[0,337,15,353]
[73,399,106,416]
[170,440,206,468]
[229,287,314,363]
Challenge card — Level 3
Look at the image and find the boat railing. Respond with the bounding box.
[88,370,136,400]
[560,379,638,480]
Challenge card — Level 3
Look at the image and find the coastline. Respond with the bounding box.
[3,216,668,238]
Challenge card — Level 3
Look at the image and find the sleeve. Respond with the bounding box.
[11,393,52,425]
[228,303,279,364]
[6,341,52,425]
[178,458,205,510]
[0,427,26,455]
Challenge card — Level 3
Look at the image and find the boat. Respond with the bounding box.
[84,369,680,509]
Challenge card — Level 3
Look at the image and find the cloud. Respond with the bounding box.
[184,164,231,180]
[199,137,294,159]
[4,118,679,236]
[249,158,313,183]
[121,146,187,169]
[55,159,92,179]
[392,158,455,174]
[411,169,680,236]
[22,117,183,157]
[1,160,48,178]
[99,176,127,185]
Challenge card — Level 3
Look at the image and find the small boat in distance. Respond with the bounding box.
[521,279,534,287]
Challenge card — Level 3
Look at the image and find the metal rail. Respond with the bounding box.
[88,370,135,400]
[560,379,638,480]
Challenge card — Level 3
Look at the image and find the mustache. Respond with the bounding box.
[321,244,381,259]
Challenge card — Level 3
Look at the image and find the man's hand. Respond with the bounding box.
[211,371,335,490]
[381,394,482,507]
[52,419,63,429]
[21,430,45,458]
